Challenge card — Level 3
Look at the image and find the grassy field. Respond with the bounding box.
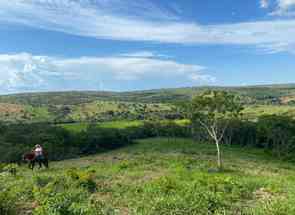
[60,120,144,132]
[60,119,190,133]
[1,138,295,214]
[243,105,295,120]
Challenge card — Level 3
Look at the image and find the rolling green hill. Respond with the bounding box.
[2,84,295,105]
[2,84,295,123]
[0,100,174,123]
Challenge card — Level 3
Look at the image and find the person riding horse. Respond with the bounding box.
[34,144,44,162]
[23,144,49,170]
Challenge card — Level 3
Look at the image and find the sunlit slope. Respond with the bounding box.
[2,138,295,214]
[2,84,295,122]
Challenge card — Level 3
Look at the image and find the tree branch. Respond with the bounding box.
[199,119,215,139]
[218,121,229,142]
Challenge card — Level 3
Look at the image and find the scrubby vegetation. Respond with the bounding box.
[0,100,176,124]
[2,138,295,214]
[2,84,295,124]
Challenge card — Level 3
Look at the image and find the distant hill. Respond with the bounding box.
[1,84,295,123]
[2,83,295,105]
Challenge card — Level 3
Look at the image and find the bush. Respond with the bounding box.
[33,188,89,215]
[78,177,96,193]
[69,199,116,215]
[69,170,97,193]
[33,175,54,188]
[0,191,17,215]
[31,171,114,215]
[130,172,261,215]
[3,164,18,176]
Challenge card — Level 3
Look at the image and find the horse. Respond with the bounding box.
[23,151,49,170]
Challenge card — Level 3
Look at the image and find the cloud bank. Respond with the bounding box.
[1,1,295,53]
[277,0,295,10]
[0,53,214,94]
[265,0,295,16]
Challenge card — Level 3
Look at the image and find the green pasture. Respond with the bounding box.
[1,138,295,214]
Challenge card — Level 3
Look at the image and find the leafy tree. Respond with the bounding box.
[257,115,295,159]
[189,91,243,169]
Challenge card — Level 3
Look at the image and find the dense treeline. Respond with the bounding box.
[1,114,295,163]
[205,115,295,161]
[0,121,188,163]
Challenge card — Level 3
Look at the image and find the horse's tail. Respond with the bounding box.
[22,153,29,161]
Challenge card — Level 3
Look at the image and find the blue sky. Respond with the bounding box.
[1,0,295,93]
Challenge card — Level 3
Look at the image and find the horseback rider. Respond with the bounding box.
[33,144,44,161]
[23,144,48,170]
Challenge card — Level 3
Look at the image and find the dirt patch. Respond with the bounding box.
[254,188,274,201]
[0,103,24,114]
[17,201,38,215]
[280,96,295,104]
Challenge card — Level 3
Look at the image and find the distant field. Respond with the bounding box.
[243,105,295,119]
[61,119,189,132]
[60,120,144,132]
[2,84,295,123]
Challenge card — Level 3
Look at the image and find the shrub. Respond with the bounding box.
[66,169,97,192]
[33,188,89,215]
[76,172,97,193]
[3,164,18,176]
[0,192,17,215]
[69,199,116,215]
[31,171,113,215]
[131,172,260,215]
[33,175,53,188]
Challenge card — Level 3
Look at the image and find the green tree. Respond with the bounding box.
[257,115,295,159]
[189,91,243,169]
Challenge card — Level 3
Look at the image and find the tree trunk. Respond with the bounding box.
[215,139,222,170]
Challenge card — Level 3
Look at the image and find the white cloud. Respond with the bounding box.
[119,51,171,59]
[0,53,214,94]
[0,53,61,92]
[270,0,295,16]
[1,1,295,54]
[260,0,269,8]
[189,73,217,83]
[278,0,295,10]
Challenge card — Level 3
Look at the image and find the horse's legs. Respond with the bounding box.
[38,160,42,169]
[43,159,49,168]
[31,161,35,170]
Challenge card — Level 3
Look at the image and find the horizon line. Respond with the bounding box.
[1,82,295,96]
